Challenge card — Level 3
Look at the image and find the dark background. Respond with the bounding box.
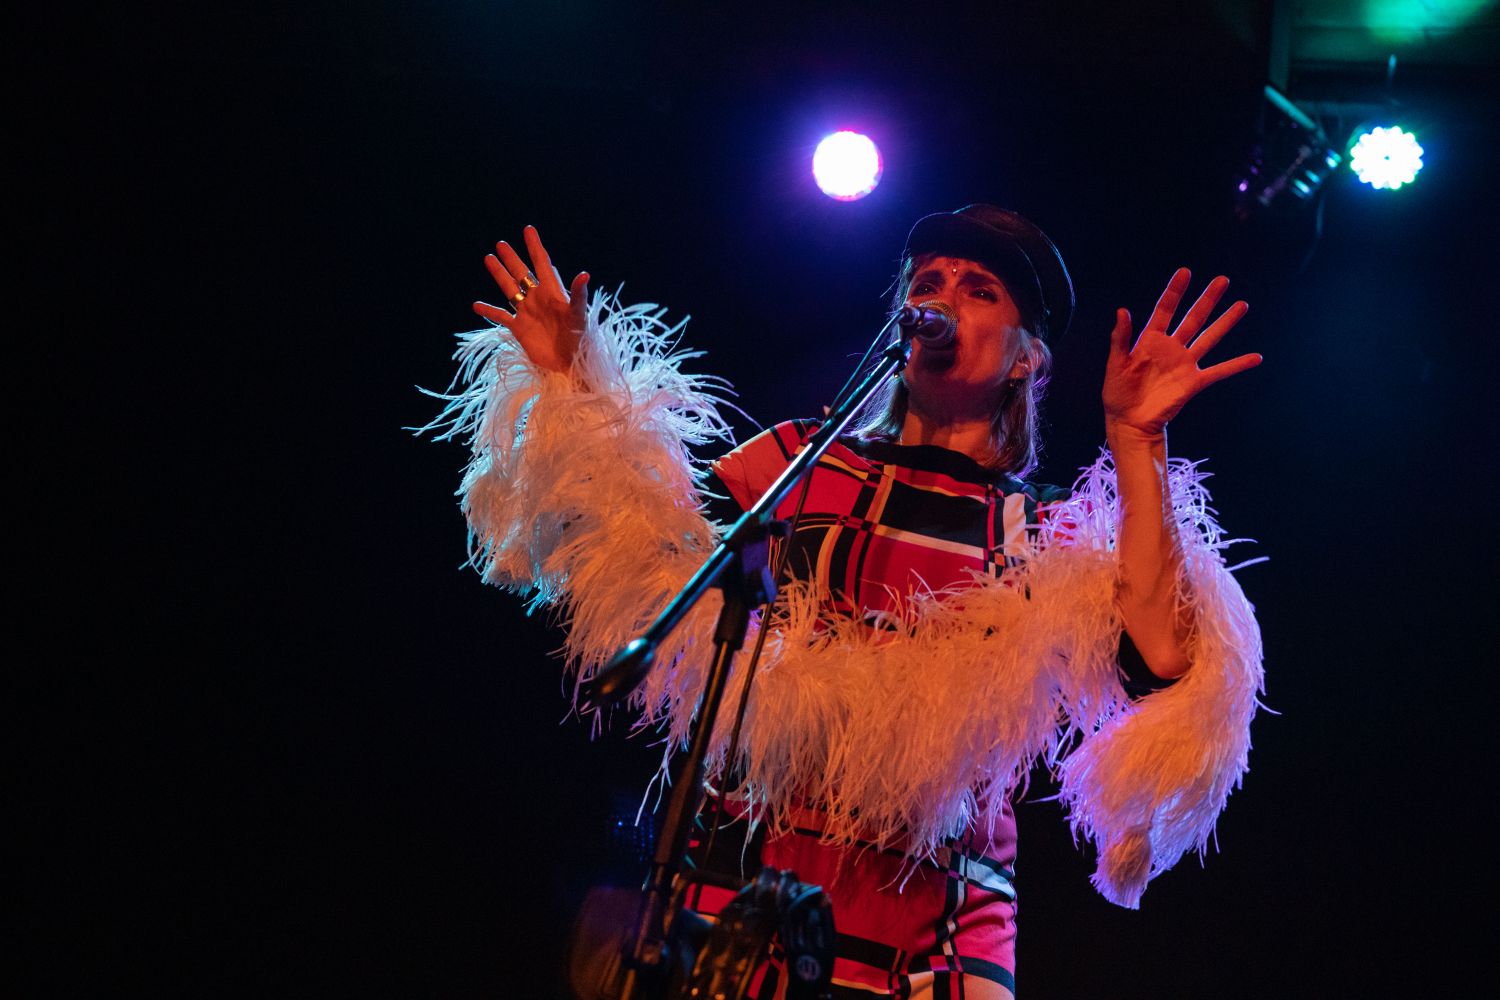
[38,2,1498,996]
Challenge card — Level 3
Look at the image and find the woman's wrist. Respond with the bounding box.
[1104,418,1166,453]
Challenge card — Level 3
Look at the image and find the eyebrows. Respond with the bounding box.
[910,262,1004,289]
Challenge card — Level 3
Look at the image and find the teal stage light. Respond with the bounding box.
[1349,126,1424,191]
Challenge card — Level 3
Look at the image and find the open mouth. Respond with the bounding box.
[913,341,958,368]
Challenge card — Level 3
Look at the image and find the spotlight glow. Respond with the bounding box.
[1349,126,1424,190]
[812,131,882,201]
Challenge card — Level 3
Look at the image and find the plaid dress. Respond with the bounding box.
[700,419,1072,999]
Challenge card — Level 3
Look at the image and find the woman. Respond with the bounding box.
[429,207,1264,997]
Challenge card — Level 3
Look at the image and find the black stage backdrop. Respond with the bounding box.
[35,2,1497,997]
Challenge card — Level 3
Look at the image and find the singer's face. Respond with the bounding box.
[903,256,1027,413]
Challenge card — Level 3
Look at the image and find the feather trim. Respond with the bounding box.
[422,301,1262,905]
[1053,451,1265,908]
[700,562,1126,867]
[416,290,734,723]
[691,489,1134,869]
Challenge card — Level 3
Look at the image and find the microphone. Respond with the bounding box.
[895,301,957,349]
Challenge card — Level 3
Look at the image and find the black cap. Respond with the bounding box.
[903,204,1075,343]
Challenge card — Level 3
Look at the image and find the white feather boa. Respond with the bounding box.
[418,289,732,730]
[423,294,1264,908]
[1052,454,1266,907]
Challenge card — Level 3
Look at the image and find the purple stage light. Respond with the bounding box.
[813,131,882,201]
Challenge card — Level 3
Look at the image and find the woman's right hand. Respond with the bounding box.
[473,225,591,374]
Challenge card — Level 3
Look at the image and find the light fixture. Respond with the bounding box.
[1349,126,1424,190]
[1233,85,1343,222]
[812,131,882,202]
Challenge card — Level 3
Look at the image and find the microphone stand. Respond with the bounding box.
[584,313,916,1000]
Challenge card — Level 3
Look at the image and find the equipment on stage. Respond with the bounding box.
[895,300,958,348]
[570,305,927,1000]
[566,867,834,1000]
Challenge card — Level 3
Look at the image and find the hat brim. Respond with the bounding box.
[903,209,1074,342]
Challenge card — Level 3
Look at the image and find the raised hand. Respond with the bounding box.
[1102,268,1262,437]
[473,225,591,374]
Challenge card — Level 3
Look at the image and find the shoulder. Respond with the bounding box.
[712,419,822,510]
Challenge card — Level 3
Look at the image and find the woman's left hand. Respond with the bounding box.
[1102,268,1262,437]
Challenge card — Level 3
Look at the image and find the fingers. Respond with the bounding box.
[1109,307,1133,356]
[1199,352,1263,387]
[494,239,530,279]
[522,224,551,272]
[487,226,570,303]
[523,225,566,294]
[1145,267,1192,333]
[569,271,591,324]
[1173,275,1229,342]
[495,230,556,297]
[569,271,590,302]
[485,252,522,301]
[1189,299,1249,359]
[472,300,515,326]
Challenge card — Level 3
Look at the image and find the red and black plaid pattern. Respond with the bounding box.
[713,420,1068,620]
[690,798,1020,999]
[754,802,1019,999]
[703,420,1067,997]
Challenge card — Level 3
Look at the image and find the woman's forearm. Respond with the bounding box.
[1105,421,1191,679]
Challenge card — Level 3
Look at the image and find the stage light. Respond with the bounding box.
[812,131,882,201]
[1234,86,1342,223]
[1349,126,1424,190]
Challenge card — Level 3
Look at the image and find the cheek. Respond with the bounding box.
[965,320,1022,376]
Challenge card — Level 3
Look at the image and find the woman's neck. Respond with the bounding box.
[898,404,994,464]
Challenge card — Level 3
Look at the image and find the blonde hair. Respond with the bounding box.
[856,254,1054,478]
